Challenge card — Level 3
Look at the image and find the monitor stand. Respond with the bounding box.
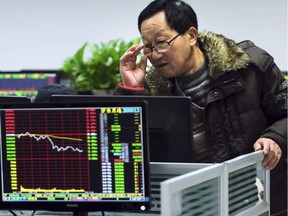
[73,211,88,216]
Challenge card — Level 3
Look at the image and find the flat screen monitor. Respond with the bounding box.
[0,70,59,97]
[50,95,194,163]
[0,101,150,215]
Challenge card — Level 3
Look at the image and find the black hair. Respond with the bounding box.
[33,84,77,103]
[138,0,198,34]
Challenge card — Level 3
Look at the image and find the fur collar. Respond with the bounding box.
[145,31,250,95]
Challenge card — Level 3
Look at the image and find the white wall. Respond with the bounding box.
[0,0,287,71]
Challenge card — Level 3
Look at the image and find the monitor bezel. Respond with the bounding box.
[0,96,31,104]
[0,101,151,213]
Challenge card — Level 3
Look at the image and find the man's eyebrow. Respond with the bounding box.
[141,29,167,41]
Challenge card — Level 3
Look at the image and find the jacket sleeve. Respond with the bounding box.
[113,83,145,95]
[260,63,287,153]
[239,40,287,152]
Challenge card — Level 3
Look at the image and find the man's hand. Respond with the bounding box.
[119,44,148,87]
[254,138,282,170]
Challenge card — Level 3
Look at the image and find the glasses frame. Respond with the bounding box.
[142,33,181,55]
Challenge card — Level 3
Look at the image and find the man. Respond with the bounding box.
[114,0,287,215]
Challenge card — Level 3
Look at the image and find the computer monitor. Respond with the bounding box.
[50,95,194,163]
[0,101,150,215]
[0,70,59,97]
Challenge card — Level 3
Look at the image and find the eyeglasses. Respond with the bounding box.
[142,33,181,56]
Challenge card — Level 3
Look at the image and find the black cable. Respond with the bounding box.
[8,210,17,216]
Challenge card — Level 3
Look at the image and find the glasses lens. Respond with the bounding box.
[155,42,169,52]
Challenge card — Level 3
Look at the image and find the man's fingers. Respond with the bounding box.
[253,140,269,154]
[253,142,262,151]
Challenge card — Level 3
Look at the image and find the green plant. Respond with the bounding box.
[61,37,141,92]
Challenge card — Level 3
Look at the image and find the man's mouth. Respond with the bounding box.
[158,63,168,68]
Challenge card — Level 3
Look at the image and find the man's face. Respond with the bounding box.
[140,11,197,78]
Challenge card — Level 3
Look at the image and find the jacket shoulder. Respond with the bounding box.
[237,40,274,72]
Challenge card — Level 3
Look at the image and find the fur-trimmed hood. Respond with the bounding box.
[144,31,251,95]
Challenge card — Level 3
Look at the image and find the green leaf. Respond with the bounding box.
[61,37,141,91]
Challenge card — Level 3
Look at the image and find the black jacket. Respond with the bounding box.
[115,31,287,214]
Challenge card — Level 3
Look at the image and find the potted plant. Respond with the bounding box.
[61,37,141,94]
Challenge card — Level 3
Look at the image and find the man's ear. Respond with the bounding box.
[187,27,198,46]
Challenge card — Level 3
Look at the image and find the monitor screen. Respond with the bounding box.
[0,102,150,214]
[0,70,59,97]
[50,95,194,163]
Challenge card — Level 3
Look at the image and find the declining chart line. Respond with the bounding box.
[16,132,84,153]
